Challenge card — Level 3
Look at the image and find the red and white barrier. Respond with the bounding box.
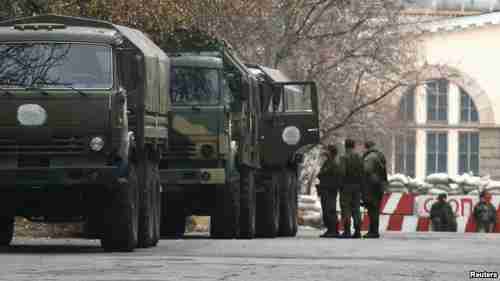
[380,193,414,215]
[335,193,500,233]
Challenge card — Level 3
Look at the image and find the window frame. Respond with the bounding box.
[459,88,479,123]
[426,131,448,175]
[426,79,449,123]
[394,131,416,177]
[399,87,415,122]
[458,131,480,175]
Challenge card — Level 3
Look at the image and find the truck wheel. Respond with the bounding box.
[83,190,104,239]
[256,172,280,238]
[101,164,139,252]
[83,214,102,239]
[160,191,186,238]
[279,169,298,237]
[239,166,256,239]
[138,156,159,248]
[210,180,240,238]
[0,216,14,246]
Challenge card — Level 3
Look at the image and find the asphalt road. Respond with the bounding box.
[1,228,499,281]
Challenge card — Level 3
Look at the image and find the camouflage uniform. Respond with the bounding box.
[430,196,457,232]
[317,146,342,237]
[362,146,388,237]
[473,201,496,233]
[339,144,363,238]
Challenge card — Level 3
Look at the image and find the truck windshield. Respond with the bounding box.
[170,67,220,105]
[0,43,112,89]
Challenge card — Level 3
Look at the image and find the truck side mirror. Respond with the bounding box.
[135,54,145,80]
[117,86,127,104]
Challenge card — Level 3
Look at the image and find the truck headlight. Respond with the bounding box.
[90,136,105,151]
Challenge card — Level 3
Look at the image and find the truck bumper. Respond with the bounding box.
[160,168,225,185]
[0,166,117,187]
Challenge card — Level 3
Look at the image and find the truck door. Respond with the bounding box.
[260,82,319,167]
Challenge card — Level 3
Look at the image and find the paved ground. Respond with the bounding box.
[1,228,500,281]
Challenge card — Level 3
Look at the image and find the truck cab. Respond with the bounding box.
[247,64,319,237]
[160,48,262,238]
[0,15,169,251]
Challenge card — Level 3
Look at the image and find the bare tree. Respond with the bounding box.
[2,0,425,147]
[180,1,424,147]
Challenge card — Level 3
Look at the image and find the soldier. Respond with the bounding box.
[339,139,363,238]
[473,191,497,233]
[362,141,388,239]
[317,144,341,238]
[430,193,457,232]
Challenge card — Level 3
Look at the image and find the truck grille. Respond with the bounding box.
[164,139,197,159]
[0,137,86,155]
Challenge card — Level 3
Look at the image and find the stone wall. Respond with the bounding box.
[479,127,500,179]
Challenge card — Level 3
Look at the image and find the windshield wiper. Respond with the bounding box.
[0,81,51,96]
[35,81,88,97]
[0,88,13,97]
[0,81,25,96]
[26,85,50,96]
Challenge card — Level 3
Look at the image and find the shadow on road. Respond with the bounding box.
[161,233,211,240]
[0,242,104,254]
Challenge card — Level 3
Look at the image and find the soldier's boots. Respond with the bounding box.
[320,230,339,238]
[363,232,380,239]
[352,222,361,238]
[339,221,352,238]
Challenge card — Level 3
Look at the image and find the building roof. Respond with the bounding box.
[400,0,500,12]
[415,11,500,33]
[402,8,481,18]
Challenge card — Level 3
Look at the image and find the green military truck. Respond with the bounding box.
[247,65,319,237]
[0,15,169,251]
[160,44,319,238]
[160,47,260,238]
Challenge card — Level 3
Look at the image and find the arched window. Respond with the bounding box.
[460,88,479,122]
[398,87,415,122]
[426,79,448,122]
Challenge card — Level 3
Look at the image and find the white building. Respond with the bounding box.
[392,11,500,180]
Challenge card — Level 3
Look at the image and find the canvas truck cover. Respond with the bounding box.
[0,15,170,114]
[257,65,293,84]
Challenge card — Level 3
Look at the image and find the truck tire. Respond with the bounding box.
[138,156,160,248]
[83,190,104,239]
[278,168,298,237]
[210,180,240,238]
[256,171,280,238]
[239,166,256,239]
[160,191,186,238]
[101,164,139,252]
[83,213,102,239]
[0,216,14,246]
